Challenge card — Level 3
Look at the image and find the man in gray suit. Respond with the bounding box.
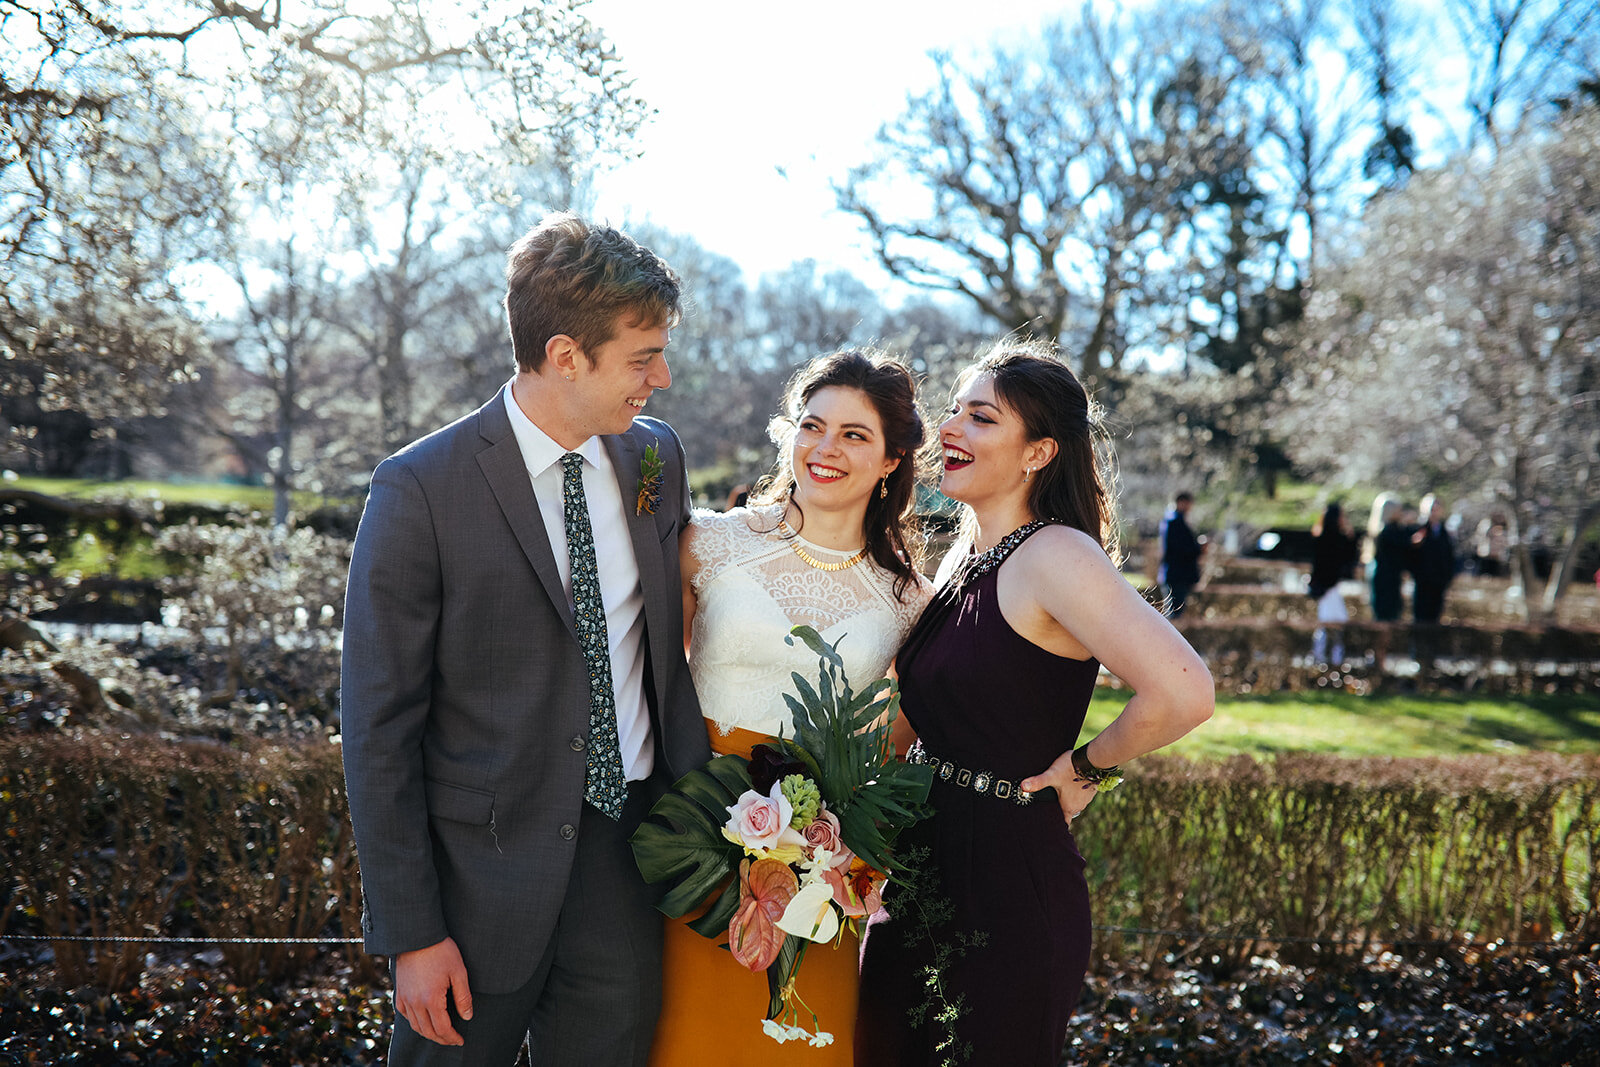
[341,213,710,1065]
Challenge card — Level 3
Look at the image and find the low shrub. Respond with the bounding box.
[154,523,348,722]
[1,733,370,992]
[6,737,1596,997]
[1080,753,1600,969]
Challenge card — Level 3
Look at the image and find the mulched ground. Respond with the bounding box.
[1066,942,1600,1066]
[1,940,1596,1065]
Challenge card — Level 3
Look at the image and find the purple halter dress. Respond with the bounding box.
[856,523,1099,1066]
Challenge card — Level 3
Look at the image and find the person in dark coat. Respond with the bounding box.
[1158,491,1204,617]
[1367,495,1408,623]
[1411,494,1456,624]
[1308,502,1359,665]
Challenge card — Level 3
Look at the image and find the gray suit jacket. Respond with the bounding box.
[340,394,709,994]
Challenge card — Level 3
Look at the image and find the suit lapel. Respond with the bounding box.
[605,430,666,607]
[475,397,579,643]
[604,429,670,699]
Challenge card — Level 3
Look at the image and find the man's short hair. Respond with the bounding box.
[504,213,682,372]
[1175,491,1194,504]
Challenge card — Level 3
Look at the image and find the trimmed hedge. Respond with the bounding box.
[1,734,370,991]
[5,737,1597,991]
[1080,753,1600,968]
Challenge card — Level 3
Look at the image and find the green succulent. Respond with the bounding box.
[781,774,822,827]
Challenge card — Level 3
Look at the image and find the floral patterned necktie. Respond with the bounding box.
[561,452,628,820]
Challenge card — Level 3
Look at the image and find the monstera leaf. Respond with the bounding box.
[629,754,753,936]
[631,625,933,948]
[782,625,933,874]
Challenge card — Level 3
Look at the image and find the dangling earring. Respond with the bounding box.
[879,478,889,500]
[1023,468,1034,483]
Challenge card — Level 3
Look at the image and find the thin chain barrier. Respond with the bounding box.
[2,928,1589,949]
[1088,925,1592,948]
[4,934,361,945]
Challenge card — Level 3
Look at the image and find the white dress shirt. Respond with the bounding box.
[503,383,654,782]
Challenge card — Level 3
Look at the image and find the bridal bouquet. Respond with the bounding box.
[630,625,934,1046]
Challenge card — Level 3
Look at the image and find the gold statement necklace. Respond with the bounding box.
[777,519,868,572]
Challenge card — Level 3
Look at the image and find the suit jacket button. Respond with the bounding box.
[569,736,586,751]
[559,824,576,840]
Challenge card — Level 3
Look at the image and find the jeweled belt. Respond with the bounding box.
[906,741,1035,806]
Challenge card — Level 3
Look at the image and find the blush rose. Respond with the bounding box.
[724,783,807,858]
[801,807,853,870]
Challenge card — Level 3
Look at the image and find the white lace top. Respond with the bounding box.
[687,503,933,735]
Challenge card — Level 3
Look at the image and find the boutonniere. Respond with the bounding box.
[636,443,664,516]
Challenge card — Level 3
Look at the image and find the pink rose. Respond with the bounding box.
[724,784,806,856]
[801,807,853,871]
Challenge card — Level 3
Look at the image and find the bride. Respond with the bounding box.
[649,349,933,1066]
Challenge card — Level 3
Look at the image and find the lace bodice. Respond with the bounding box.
[686,504,932,735]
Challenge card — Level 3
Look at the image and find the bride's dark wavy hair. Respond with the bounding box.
[751,349,927,601]
[951,341,1123,565]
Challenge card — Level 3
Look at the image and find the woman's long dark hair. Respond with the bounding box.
[952,341,1122,565]
[751,349,927,600]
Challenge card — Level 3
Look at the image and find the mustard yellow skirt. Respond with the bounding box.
[649,726,858,1066]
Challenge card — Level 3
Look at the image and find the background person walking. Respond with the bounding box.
[1411,494,1456,624]
[1308,502,1359,666]
[1158,491,1204,618]
[1366,494,1409,623]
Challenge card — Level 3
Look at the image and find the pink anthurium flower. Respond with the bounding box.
[728,858,798,971]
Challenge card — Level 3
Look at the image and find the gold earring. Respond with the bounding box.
[879,478,888,500]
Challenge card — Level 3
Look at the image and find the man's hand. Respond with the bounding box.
[1020,750,1099,824]
[395,937,473,1046]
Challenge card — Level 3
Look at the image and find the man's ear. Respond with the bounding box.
[546,334,582,379]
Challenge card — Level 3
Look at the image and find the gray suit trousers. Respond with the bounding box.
[388,788,662,1067]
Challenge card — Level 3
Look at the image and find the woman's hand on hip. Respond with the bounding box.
[1020,750,1099,823]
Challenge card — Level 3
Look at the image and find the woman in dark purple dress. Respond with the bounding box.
[856,344,1214,1066]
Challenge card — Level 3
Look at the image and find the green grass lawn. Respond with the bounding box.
[3,474,333,512]
[1085,688,1600,759]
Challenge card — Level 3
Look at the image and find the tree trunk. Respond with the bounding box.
[379,322,413,455]
[1541,506,1598,619]
[1505,464,1537,624]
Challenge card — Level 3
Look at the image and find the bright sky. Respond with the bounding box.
[582,0,1084,290]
